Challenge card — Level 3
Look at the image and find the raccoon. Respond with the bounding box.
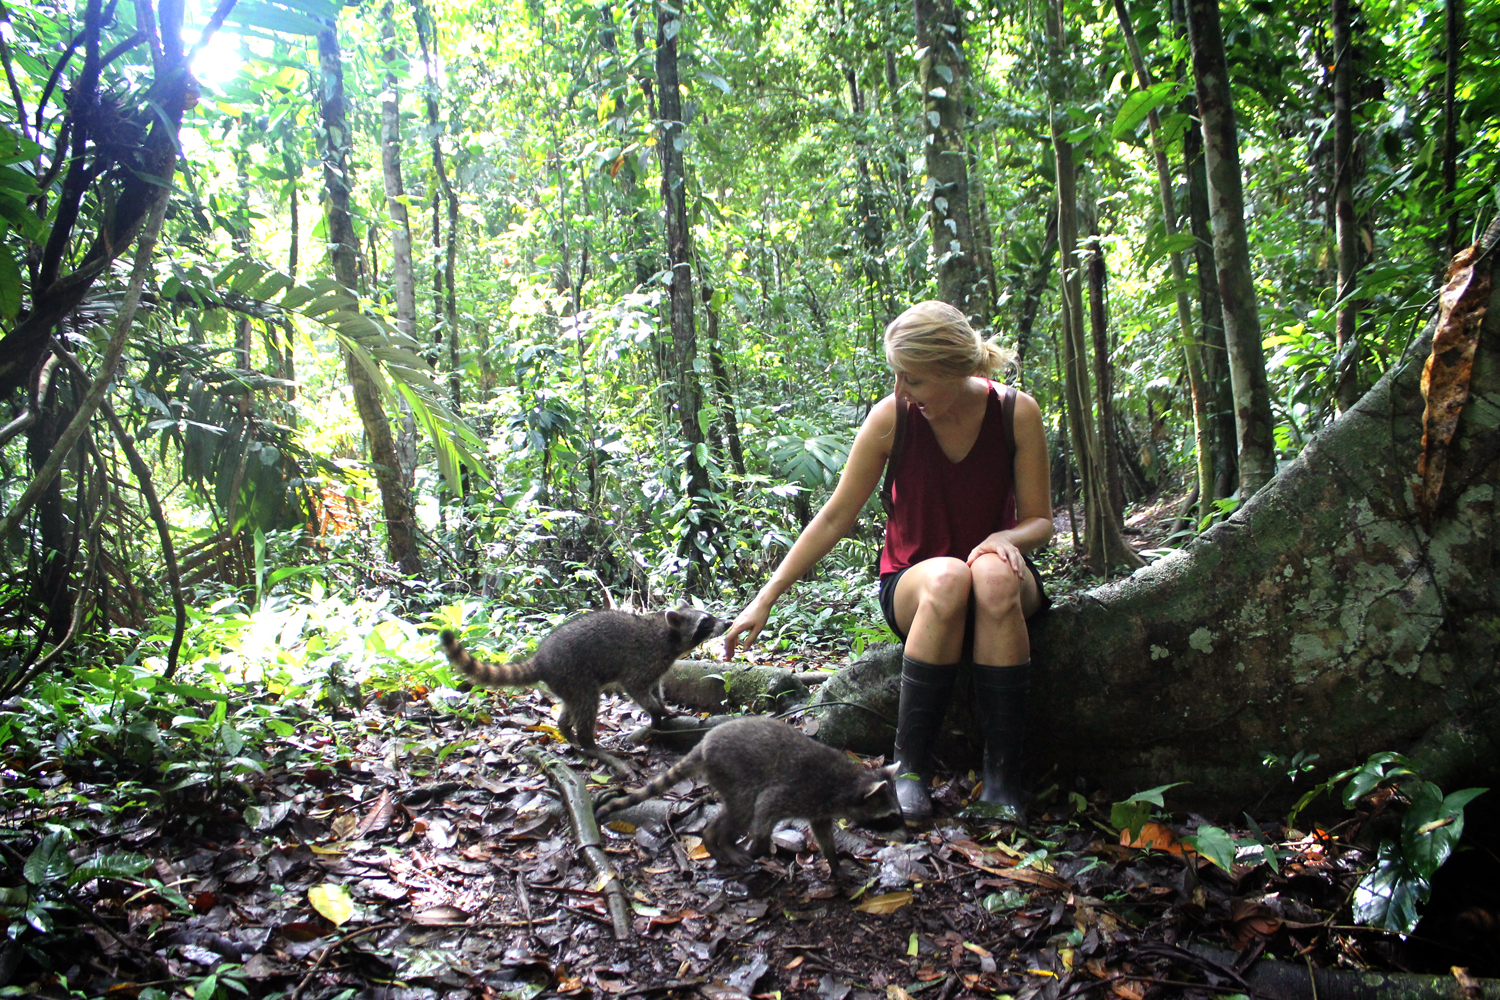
[439,605,727,752]
[595,716,902,877]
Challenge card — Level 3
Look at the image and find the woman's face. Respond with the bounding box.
[893,367,969,420]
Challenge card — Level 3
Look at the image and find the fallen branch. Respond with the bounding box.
[521,747,633,941]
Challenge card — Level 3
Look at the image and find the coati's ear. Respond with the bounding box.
[664,609,684,628]
[865,777,892,798]
[676,599,691,610]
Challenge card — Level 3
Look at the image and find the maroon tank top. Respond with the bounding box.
[878,383,1017,577]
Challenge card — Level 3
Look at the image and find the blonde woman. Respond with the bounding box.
[722,301,1053,819]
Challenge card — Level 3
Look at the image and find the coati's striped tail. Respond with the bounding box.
[595,746,704,821]
[439,630,543,686]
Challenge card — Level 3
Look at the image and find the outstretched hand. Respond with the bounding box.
[966,532,1026,574]
[721,601,770,660]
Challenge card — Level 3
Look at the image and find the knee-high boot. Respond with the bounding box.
[972,661,1030,811]
[893,655,958,821]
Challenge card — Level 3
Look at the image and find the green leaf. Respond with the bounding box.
[1111,80,1179,139]
[1352,839,1426,933]
[24,833,75,887]
[1181,825,1236,871]
[0,245,21,319]
[68,853,152,887]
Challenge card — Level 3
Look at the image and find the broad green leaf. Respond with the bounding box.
[24,834,75,886]
[68,853,152,886]
[1111,80,1179,139]
[1181,825,1236,871]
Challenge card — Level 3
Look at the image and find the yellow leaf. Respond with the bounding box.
[605,820,637,834]
[308,884,354,926]
[854,891,913,915]
[524,724,565,742]
[309,844,346,857]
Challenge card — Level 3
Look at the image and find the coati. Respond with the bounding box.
[439,605,727,752]
[594,716,903,877]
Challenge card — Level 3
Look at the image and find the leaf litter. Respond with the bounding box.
[4,677,1495,998]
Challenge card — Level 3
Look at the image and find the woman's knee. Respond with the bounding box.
[914,558,972,620]
[970,553,1023,617]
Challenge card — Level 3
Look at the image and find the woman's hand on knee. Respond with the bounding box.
[966,532,1025,575]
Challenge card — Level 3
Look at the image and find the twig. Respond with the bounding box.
[288,921,399,1000]
[522,747,633,941]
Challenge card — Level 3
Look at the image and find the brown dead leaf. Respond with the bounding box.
[413,904,469,925]
[977,863,1071,893]
[1121,821,1190,856]
[1225,899,1283,950]
[1112,982,1146,1000]
[1416,242,1492,526]
[356,790,395,837]
[330,812,359,841]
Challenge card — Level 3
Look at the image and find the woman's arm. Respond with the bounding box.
[966,389,1054,569]
[722,396,897,657]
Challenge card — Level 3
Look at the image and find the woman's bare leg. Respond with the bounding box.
[891,556,971,663]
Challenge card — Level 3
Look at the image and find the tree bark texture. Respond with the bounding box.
[317,25,424,577]
[811,225,1500,810]
[914,0,982,321]
[654,0,714,583]
[1332,0,1363,415]
[1185,0,1278,498]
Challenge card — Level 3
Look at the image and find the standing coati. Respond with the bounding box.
[594,716,903,876]
[439,605,727,752]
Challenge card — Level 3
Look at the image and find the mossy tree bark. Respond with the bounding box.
[811,225,1500,811]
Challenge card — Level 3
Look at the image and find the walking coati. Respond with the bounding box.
[595,716,904,876]
[440,605,728,755]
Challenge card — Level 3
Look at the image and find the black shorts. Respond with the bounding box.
[878,553,1051,644]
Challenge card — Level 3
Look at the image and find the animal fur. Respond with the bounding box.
[595,716,903,876]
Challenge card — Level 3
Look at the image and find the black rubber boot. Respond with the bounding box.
[971,661,1031,814]
[893,655,958,821]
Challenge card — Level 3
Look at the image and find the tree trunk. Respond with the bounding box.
[699,266,746,478]
[317,23,424,577]
[380,0,420,488]
[1169,0,1237,500]
[1185,0,1278,498]
[1332,0,1363,415]
[1087,223,1126,516]
[846,66,896,326]
[810,222,1500,810]
[913,0,983,321]
[654,0,714,586]
[1116,0,1214,523]
[1014,204,1057,378]
[1048,0,1141,573]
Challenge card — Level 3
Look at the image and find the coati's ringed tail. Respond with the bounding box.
[439,630,544,687]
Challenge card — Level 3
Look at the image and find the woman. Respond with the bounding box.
[721,301,1053,820]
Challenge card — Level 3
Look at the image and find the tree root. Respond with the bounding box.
[522,747,633,941]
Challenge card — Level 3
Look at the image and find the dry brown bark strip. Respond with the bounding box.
[1415,241,1493,525]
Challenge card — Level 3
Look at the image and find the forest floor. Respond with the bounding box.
[17,669,1498,1000]
[11,488,1499,999]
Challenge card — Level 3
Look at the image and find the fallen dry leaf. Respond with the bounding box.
[307,884,354,926]
[854,891,913,915]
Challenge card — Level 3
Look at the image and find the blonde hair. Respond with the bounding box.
[883,301,1016,379]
